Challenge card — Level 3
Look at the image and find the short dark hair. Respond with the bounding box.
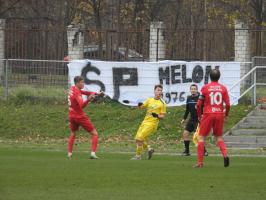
[154,84,163,90]
[210,69,220,82]
[190,84,198,89]
[74,76,84,84]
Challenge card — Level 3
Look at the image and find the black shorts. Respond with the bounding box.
[185,120,198,133]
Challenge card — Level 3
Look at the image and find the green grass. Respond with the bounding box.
[0,99,264,200]
[5,85,68,104]
[0,147,266,200]
[0,100,253,141]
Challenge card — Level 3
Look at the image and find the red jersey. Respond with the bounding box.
[197,81,230,117]
[68,86,96,118]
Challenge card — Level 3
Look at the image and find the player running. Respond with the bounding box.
[131,84,166,160]
[67,76,102,159]
[180,84,208,156]
[195,69,230,168]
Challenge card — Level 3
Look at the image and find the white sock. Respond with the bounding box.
[91,152,96,156]
[68,152,72,157]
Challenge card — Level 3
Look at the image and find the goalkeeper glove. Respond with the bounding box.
[138,102,143,107]
[151,113,159,118]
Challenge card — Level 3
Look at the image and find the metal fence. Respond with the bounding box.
[3,20,266,61]
[229,65,266,105]
[83,29,150,61]
[4,20,67,60]
[164,28,235,61]
[0,59,69,102]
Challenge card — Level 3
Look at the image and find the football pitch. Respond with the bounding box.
[1,147,266,200]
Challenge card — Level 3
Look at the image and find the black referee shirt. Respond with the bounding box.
[183,94,199,121]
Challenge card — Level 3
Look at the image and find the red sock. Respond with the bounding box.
[217,140,227,157]
[68,134,75,153]
[91,135,98,152]
[197,141,205,165]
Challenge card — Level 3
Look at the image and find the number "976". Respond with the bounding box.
[162,92,186,104]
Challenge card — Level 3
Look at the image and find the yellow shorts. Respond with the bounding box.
[135,123,157,141]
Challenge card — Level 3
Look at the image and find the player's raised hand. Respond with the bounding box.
[87,94,96,101]
[98,90,105,96]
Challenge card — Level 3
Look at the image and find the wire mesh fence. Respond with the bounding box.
[0,59,69,103]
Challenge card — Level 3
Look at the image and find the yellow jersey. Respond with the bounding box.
[141,97,166,126]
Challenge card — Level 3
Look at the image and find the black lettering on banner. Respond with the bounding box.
[182,64,192,83]
[171,92,178,102]
[81,62,105,91]
[112,68,138,100]
[192,65,204,83]
[164,92,171,104]
[179,92,186,102]
[204,65,212,84]
[162,91,187,104]
[171,65,181,84]
[159,66,170,85]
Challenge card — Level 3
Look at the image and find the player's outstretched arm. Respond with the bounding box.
[183,98,189,120]
[80,90,97,96]
[224,88,231,117]
[81,94,96,108]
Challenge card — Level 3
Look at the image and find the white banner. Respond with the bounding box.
[68,60,240,106]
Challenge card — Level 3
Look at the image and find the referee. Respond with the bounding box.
[180,84,208,156]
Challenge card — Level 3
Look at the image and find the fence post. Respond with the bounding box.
[0,20,5,84]
[5,59,8,99]
[156,28,159,61]
[235,20,251,88]
[67,24,84,60]
[253,67,257,106]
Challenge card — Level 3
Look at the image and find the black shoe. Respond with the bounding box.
[204,151,209,157]
[182,151,190,156]
[224,157,230,167]
[148,149,154,160]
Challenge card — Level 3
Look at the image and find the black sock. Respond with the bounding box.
[204,146,207,153]
[184,140,190,153]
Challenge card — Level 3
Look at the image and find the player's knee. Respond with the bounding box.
[90,128,98,136]
[183,131,189,138]
[198,136,205,142]
[70,132,75,137]
[136,139,143,146]
[215,136,223,143]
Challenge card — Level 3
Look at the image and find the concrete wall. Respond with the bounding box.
[149,22,165,61]
[234,20,251,79]
[67,25,84,60]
